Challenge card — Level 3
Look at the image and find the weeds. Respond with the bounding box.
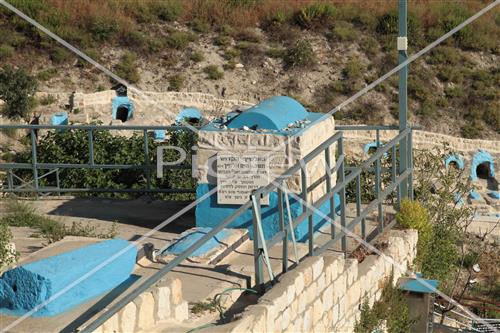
[113,52,140,83]
[0,200,117,243]
[168,74,184,92]
[283,40,316,70]
[190,51,204,63]
[203,65,224,80]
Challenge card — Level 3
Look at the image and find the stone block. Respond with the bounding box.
[311,257,325,281]
[246,305,267,332]
[119,301,137,333]
[261,283,288,313]
[312,298,323,324]
[321,284,334,312]
[302,306,313,332]
[174,301,189,322]
[305,282,317,305]
[316,274,326,296]
[101,312,119,333]
[281,307,291,331]
[294,271,305,295]
[169,278,183,305]
[155,285,171,321]
[345,259,358,286]
[136,292,156,330]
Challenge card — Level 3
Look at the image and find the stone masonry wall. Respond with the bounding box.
[95,277,188,333]
[212,229,418,333]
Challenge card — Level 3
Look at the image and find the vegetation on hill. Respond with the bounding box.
[0,0,498,137]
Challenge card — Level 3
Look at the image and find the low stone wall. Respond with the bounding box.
[95,277,188,333]
[211,229,418,333]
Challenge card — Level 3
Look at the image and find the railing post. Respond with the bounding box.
[251,194,264,292]
[55,169,61,196]
[143,130,151,191]
[325,146,336,239]
[301,164,313,256]
[375,130,383,232]
[398,0,409,199]
[338,136,347,254]
[277,184,288,273]
[7,169,13,192]
[408,129,413,200]
[88,129,94,166]
[30,129,39,196]
[356,173,364,240]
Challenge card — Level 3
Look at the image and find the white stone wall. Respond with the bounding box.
[96,277,188,333]
[213,229,418,333]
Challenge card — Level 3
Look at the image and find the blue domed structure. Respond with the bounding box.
[226,96,308,130]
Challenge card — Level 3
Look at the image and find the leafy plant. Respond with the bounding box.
[168,74,185,92]
[204,65,224,80]
[283,40,316,70]
[0,220,17,269]
[0,65,38,119]
[294,3,336,29]
[113,52,140,84]
[190,51,204,63]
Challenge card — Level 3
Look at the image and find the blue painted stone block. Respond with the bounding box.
[445,154,464,170]
[489,191,500,200]
[176,107,202,124]
[195,183,340,242]
[0,239,136,317]
[162,227,232,257]
[470,150,495,181]
[226,96,308,130]
[112,96,134,121]
[469,190,481,201]
[154,130,166,140]
[50,112,68,126]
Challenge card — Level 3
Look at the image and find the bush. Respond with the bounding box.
[204,65,224,80]
[39,94,56,106]
[49,46,71,64]
[114,52,140,83]
[166,31,196,50]
[37,68,58,81]
[154,0,183,22]
[168,74,184,91]
[0,44,14,60]
[283,40,316,70]
[0,220,16,269]
[190,19,210,33]
[396,199,432,261]
[89,16,119,42]
[0,65,38,119]
[330,21,358,42]
[215,35,232,47]
[190,51,204,62]
[294,3,337,29]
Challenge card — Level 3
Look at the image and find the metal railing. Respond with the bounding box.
[0,124,197,195]
[77,126,413,332]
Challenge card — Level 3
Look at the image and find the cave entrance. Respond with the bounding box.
[116,105,130,122]
[476,162,491,180]
[448,161,459,170]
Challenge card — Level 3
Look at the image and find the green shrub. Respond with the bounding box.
[283,40,316,70]
[168,74,184,91]
[49,47,71,64]
[122,30,148,48]
[294,3,337,29]
[416,100,438,118]
[154,0,183,22]
[234,28,261,42]
[444,86,465,98]
[396,199,432,259]
[223,48,241,60]
[461,121,483,139]
[114,52,140,83]
[39,94,56,106]
[89,16,119,42]
[342,58,363,80]
[330,21,358,42]
[37,68,58,81]
[190,19,210,33]
[266,47,285,59]
[0,65,37,119]
[223,60,236,70]
[166,31,196,50]
[190,51,204,62]
[0,44,14,60]
[215,35,232,47]
[204,65,224,80]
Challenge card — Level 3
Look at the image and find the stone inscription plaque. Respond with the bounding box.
[217,152,270,205]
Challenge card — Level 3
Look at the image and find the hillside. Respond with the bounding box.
[0,0,499,139]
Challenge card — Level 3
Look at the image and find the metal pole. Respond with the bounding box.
[277,185,288,273]
[30,129,39,194]
[356,174,364,240]
[301,165,313,256]
[338,137,347,254]
[88,129,94,165]
[375,130,383,232]
[398,0,409,199]
[325,146,336,239]
[251,194,264,291]
[143,130,151,190]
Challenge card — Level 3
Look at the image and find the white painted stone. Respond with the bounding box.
[294,271,305,295]
[156,285,171,321]
[101,313,119,333]
[312,257,325,281]
[174,301,189,322]
[119,302,137,333]
[170,278,183,305]
[136,292,156,330]
[321,284,334,312]
[302,306,313,332]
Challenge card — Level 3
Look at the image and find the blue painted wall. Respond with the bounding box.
[195,183,340,242]
[445,154,465,170]
[226,96,308,130]
[470,150,495,180]
[0,239,136,317]
[112,96,134,121]
[176,107,202,124]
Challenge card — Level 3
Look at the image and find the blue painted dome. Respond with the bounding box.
[226,96,308,130]
[176,107,202,123]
